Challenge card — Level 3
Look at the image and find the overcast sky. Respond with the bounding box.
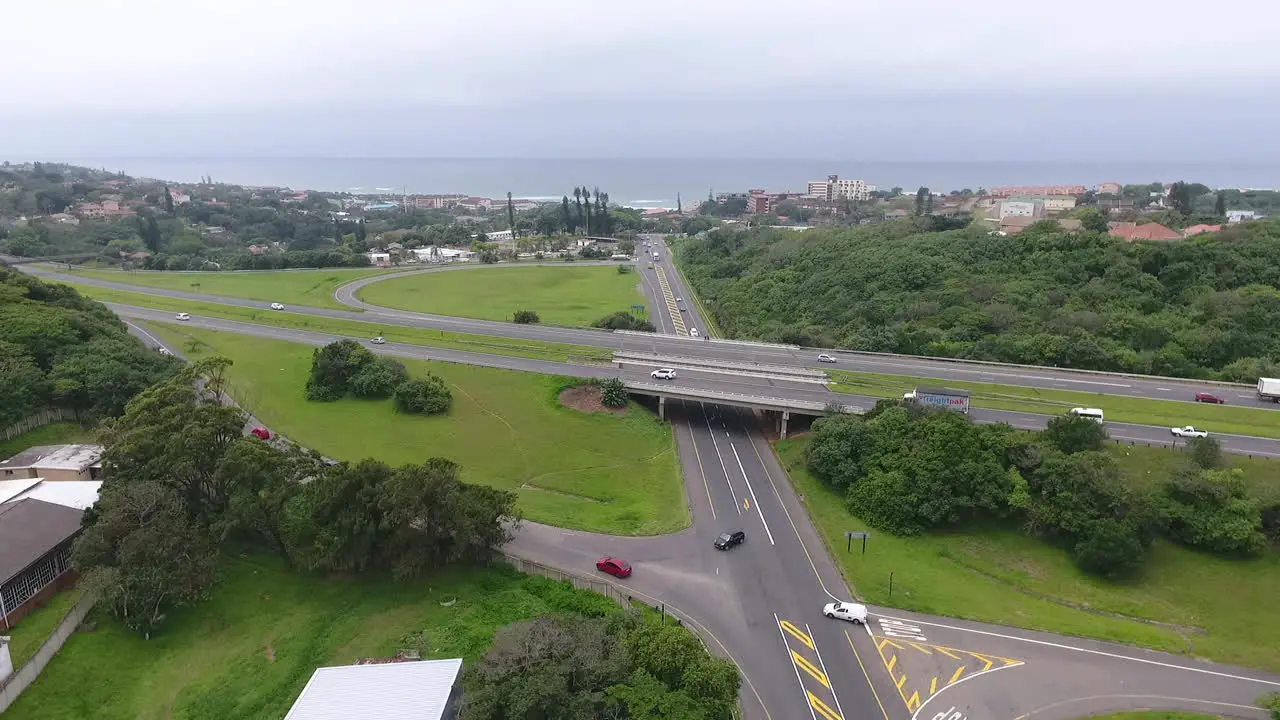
[3,0,1278,160]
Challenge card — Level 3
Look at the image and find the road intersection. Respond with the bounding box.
[33,252,1280,719]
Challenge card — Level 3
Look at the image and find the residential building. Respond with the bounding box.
[805,175,875,202]
[455,197,493,211]
[72,200,135,218]
[366,251,391,266]
[987,185,1086,198]
[747,189,801,214]
[407,194,464,210]
[1097,197,1136,214]
[475,229,514,245]
[410,247,475,263]
[884,209,910,220]
[0,498,84,629]
[0,445,103,482]
[39,213,79,225]
[1097,182,1122,195]
[999,215,1040,235]
[1227,210,1259,224]
[285,657,463,720]
[998,200,1045,219]
[0,479,101,511]
[714,191,750,204]
[1041,195,1078,213]
[1183,224,1223,237]
[1109,222,1182,241]
[168,189,191,205]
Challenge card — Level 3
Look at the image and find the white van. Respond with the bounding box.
[1070,407,1105,423]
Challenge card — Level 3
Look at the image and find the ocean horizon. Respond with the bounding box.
[46,157,1280,208]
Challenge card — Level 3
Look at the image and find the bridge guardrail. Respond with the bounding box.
[613,351,829,379]
[612,329,800,351]
[623,382,861,413]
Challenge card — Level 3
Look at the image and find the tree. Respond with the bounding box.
[0,343,50,426]
[1161,467,1266,556]
[584,184,594,235]
[305,339,375,401]
[805,415,875,491]
[333,219,344,245]
[163,185,175,213]
[393,374,453,414]
[1078,207,1110,233]
[1215,191,1227,217]
[507,191,516,236]
[561,196,574,234]
[914,187,929,216]
[214,438,318,563]
[600,378,629,407]
[1186,435,1224,469]
[513,309,540,324]
[1042,414,1107,454]
[677,192,683,214]
[573,187,585,234]
[72,481,219,639]
[349,356,409,399]
[1168,181,1194,215]
[355,218,367,243]
[285,459,392,573]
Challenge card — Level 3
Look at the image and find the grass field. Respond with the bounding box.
[1084,714,1224,719]
[4,557,619,720]
[5,588,83,669]
[65,283,613,364]
[148,324,688,535]
[828,369,1280,439]
[0,422,92,459]
[52,266,394,310]
[356,265,649,327]
[775,436,1280,671]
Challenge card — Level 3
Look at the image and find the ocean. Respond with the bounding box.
[61,157,1280,208]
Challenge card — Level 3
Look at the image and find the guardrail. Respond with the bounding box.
[623,382,861,414]
[614,351,829,380]
[613,329,799,351]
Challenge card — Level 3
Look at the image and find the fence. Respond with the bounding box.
[0,591,98,712]
[1,409,78,443]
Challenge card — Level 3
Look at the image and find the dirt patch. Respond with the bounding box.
[264,641,276,663]
[559,385,627,415]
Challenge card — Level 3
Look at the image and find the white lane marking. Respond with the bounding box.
[911,664,1022,720]
[1010,695,1265,720]
[879,614,1280,689]
[806,622,849,720]
[700,404,742,514]
[774,613,821,720]
[1157,387,1172,391]
[124,320,164,347]
[731,443,775,546]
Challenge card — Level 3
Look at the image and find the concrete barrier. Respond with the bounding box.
[0,591,97,713]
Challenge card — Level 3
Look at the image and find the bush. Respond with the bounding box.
[1073,517,1149,579]
[305,340,375,402]
[593,311,655,332]
[1042,414,1107,454]
[1186,435,1224,469]
[599,378,629,408]
[1262,501,1280,544]
[513,309,540,324]
[394,374,453,415]
[349,356,409,399]
[1161,468,1267,556]
[1259,692,1280,719]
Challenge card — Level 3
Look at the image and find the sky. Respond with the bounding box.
[3,0,1279,161]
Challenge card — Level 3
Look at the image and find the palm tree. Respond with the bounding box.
[573,187,584,234]
[599,191,611,236]
[582,184,593,235]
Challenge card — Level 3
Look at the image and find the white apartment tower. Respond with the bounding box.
[806,175,875,202]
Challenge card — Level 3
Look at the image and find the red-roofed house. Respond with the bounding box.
[1109,222,1181,241]
[1182,224,1223,237]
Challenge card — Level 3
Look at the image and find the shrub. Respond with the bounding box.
[592,311,655,332]
[305,340,375,402]
[1161,468,1267,556]
[1186,435,1224,469]
[350,356,409,399]
[394,374,453,415]
[1042,414,1107,454]
[599,378,629,408]
[513,309,540,324]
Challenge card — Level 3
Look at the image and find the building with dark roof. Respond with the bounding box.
[0,499,84,630]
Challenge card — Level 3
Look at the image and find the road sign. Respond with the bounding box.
[845,531,870,554]
[631,305,645,311]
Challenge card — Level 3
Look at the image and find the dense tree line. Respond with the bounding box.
[0,267,179,427]
[680,218,1280,379]
[806,404,1276,578]
[461,612,739,720]
[75,358,515,637]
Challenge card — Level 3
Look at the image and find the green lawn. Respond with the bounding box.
[775,436,1280,671]
[0,423,93,460]
[64,283,613,365]
[1084,714,1224,720]
[149,324,688,535]
[5,588,84,669]
[356,265,649,327]
[53,266,394,310]
[828,369,1280,439]
[4,557,619,720]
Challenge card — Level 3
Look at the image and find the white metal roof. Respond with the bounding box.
[284,659,462,720]
[0,479,102,510]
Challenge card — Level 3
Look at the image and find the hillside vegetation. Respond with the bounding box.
[679,218,1280,380]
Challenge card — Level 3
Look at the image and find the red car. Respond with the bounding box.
[250,426,272,440]
[596,556,632,579]
[1194,392,1225,404]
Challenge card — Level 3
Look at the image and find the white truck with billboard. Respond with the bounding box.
[1258,377,1280,402]
[902,387,971,414]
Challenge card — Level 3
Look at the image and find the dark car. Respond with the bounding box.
[1194,392,1225,404]
[714,530,746,550]
[596,556,632,578]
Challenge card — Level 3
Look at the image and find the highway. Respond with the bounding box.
[24,251,1280,719]
[21,261,1275,411]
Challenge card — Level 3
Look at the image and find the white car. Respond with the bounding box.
[371,336,386,344]
[1171,425,1209,438]
[690,328,699,337]
[157,347,173,356]
[175,312,190,321]
[818,353,837,363]
[676,297,683,303]
[823,601,868,625]
[651,368,677,380]
[270,302,285,310]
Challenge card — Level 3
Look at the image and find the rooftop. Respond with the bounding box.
[0,444,104,473]
[0,498,84,586]
[0,479,102,510]
[284,658,462,720]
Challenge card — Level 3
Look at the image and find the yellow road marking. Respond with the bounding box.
[845,630,891,720]
[778,620,815,651]
[877,637,904,651]
[950,665,966,684]
[896,674,907,690]
[907,642,932,655]
[886,654,897,672]
[807,691,844,720]
[971,653,994,672]
[905,691,921,711]
[934,646,961,660]
[743,497,750,511]
[930,677,937,695]
[792,650,831,689]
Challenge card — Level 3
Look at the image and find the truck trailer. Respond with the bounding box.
[1258,378,1280,402]
[903,387,971,414]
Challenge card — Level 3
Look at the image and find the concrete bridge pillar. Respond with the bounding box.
[780,411,790,440]
[658,395,666,421]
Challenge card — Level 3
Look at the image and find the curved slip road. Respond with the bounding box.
[51,256,1280,719]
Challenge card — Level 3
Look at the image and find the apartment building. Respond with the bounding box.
[988,185,1086,198]
[1097,182,1122,195]
[998,199,1045,218]
[806,175,875,202]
